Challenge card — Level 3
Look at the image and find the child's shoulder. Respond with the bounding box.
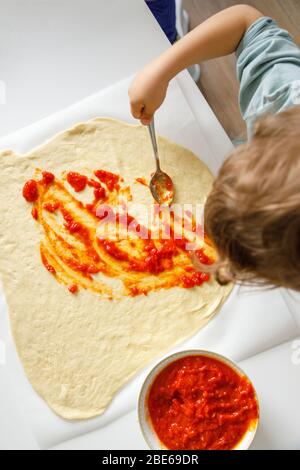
[236,17,300,135]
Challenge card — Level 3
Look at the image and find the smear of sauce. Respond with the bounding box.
[135,177,148,187]
[22,170,215,299]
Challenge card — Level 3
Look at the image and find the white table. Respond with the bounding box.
[0,0,299,450]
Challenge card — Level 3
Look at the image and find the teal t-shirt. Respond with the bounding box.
[236,16,300,136]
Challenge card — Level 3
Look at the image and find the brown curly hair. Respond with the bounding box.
[204,105,300,290]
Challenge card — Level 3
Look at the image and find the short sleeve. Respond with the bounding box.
[236,17,300,134]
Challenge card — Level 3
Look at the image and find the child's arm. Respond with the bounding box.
[129,4,262,124]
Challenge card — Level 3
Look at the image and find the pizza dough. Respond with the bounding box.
[0,118,231,420]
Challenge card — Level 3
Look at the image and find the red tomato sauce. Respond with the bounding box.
[87,178,101,189]
[43,202,60,213]
[31,207,38,220]
[68,284,78,294]
[136,177,148,187]
[94,169,120,191]
[67,172,88,192]
[40,171,55,185]
[22,179,38,202]
[22,169,215,298]
[40,247,56,274]
[147,355,259,450]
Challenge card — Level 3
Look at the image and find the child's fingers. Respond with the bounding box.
[140,108,153,126]
[140,117,152,126]
[130,99,144,119]
[130,100,153,125]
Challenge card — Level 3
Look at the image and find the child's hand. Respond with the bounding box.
[128,5,262,126]
[128,63,169,125]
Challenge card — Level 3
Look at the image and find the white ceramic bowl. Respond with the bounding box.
[138,349,259,450]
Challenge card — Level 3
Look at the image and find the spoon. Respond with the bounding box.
[147,118,174,206]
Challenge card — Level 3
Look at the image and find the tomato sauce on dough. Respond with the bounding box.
[22,169,215,299]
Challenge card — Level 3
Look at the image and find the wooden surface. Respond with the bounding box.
[182,0,300,140]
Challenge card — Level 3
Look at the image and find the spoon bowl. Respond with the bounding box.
[150,170,174,206]
[147,119,174,206]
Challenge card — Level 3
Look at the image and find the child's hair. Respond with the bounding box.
[204,105,300,291]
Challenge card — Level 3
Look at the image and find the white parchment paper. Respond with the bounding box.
[0,75,297,449]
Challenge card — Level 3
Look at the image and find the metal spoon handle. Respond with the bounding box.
[148,118,161,172]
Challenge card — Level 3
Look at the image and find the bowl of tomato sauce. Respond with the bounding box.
[138,350,259,450]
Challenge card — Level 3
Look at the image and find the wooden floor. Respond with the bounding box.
[182,0,300,140]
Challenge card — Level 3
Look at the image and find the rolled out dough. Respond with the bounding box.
[0,118,231,419]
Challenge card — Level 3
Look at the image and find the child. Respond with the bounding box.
[128,4,300,290]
